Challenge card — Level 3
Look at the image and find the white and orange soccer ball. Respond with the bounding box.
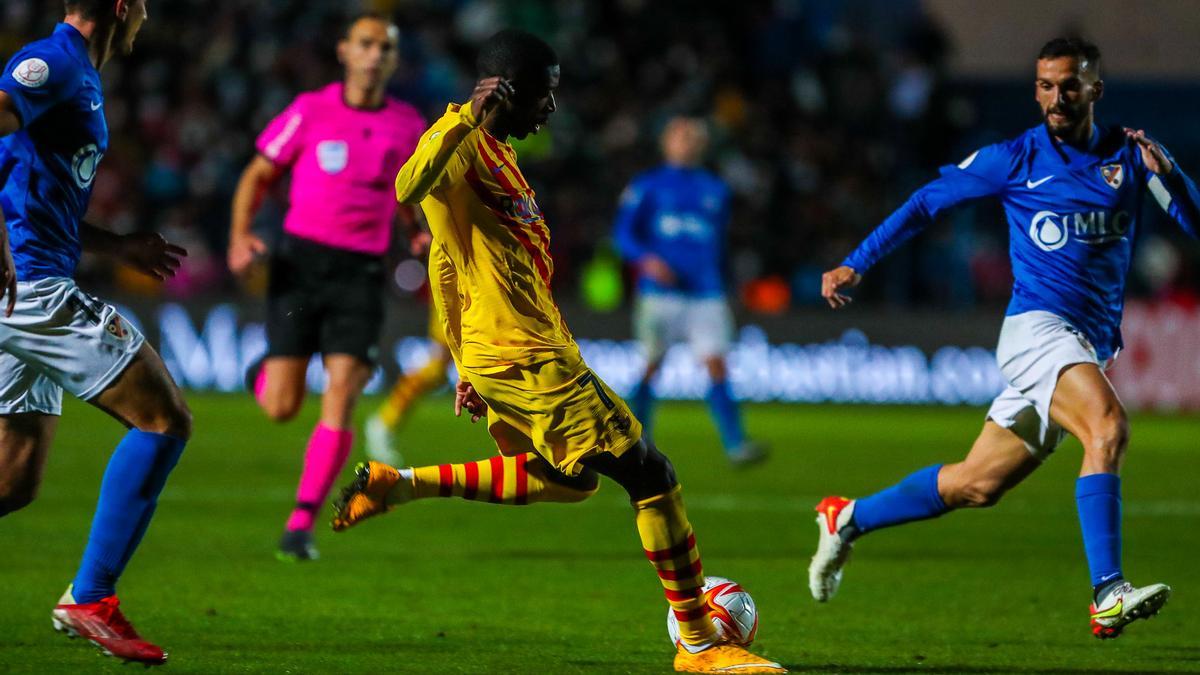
[666,576,759,647]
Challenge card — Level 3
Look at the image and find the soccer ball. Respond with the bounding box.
[666,576,759,647]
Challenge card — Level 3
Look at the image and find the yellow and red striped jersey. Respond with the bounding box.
[396,103,572,369]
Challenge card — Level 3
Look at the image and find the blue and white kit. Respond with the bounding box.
[614,165,735,360]
[844,123,1200,455]
[0,23,143,414]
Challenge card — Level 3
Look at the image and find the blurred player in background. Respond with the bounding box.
[363,269,453,466]
[812,38,1198,639]
[614,117,764,466]
[330,29,784,673]
[227,12,424,562]
[0,0,190,664]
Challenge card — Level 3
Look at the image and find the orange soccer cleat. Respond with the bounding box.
[331,461,407,532]
[674,642,787,673]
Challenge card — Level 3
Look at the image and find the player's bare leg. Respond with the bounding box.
[254,356,309,422]
[0,413,57,516]
[1048,363,1169,638]
[278,353,372,560]
[53,343,190,665]
[810,422,1037,601]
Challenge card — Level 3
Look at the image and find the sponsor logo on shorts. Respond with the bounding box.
[12,58,49,88]
[609,412,632,433]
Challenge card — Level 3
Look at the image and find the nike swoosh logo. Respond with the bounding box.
[90,100,102,111]
[1026,175,1054,189]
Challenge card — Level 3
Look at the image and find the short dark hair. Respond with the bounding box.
[342,11,394,40]
[1038,37,1101,73]
[64,0,110,20]
[476,29,557,81]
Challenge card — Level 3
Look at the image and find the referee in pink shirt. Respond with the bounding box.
[227,12,426,561]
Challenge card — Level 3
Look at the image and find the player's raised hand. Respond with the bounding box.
[1,232,16,317]
[1125,128,1174,175]
[454,379,487,423]
[821,265,862,309]
[228,232,267,275]
[469,76,515,123]
[119,232,187,281]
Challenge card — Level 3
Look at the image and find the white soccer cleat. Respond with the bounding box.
[1089,581,1171,639]
[364,415,403,466]
[808,496,856,602]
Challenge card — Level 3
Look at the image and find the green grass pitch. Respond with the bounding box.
[1,394,1198,673]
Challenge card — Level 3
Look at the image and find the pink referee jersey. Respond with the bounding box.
[256,82,424,256]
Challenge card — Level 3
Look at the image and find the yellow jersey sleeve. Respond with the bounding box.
[395,103,481,204]
[427,239,464,368]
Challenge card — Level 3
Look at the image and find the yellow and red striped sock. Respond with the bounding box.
[634,486,717,649]
[409,453,596,505]
[377,356,447,429]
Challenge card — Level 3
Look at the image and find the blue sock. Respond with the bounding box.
[852,464,949,534]
[1076,473,1123,589]
[72,430,186,603]
[631,379,655,438]
[705,379,745,452]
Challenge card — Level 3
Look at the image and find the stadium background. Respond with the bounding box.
[3,0,1200,409]
[3,2,1200,673]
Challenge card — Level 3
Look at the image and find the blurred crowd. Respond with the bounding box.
[2,0,1198,309]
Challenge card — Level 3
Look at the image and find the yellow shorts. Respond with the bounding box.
[464,349,642,477]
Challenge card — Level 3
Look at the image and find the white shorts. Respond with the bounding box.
[634,294,734,363]
[985,310,1105,460]
[0,277,145,415]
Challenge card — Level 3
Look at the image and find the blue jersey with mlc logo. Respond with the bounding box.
[613,165,731,298]
[0,23,107,281]
[844,123,1200,361]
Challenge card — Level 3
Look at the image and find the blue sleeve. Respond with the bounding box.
[843,143,1014,273]
[1143,144,1200,239]
[613,180,652,262]
[0,46,77,128]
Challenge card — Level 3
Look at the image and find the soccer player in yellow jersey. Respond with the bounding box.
[331,30,784,673]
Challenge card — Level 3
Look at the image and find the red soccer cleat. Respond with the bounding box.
[51,586,167,665]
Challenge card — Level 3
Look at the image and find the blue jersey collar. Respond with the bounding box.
[1037,122,1104,168]
[54,22,94,68]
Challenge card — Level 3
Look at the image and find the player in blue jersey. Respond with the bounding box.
[614,117,765,466]
[809,38,1198,639]
[0,0,189,664]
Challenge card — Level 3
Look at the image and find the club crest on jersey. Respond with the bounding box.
[12,58,49,88]
[316,140,348,174]
[1100,163,1124,190]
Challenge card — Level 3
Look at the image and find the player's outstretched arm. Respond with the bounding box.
[1128,128,1200,239]
[227,155,280,274]
[395,77,514,204]
[81,223,187,281]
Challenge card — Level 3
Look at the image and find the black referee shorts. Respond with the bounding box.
[266,235,386,365]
